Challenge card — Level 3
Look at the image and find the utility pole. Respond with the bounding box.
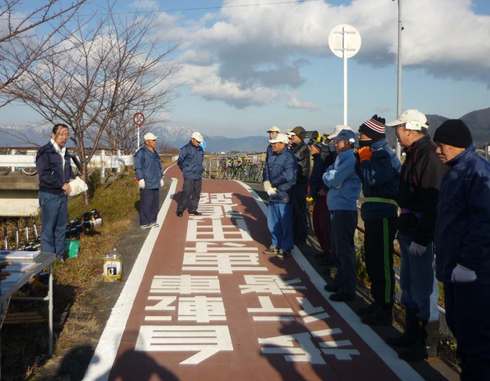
[395,0,403,158]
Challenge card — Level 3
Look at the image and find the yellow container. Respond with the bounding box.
[103,250,122,282]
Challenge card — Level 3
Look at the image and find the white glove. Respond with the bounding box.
[266,187,277,196]
[451,264,477,283]
[263,181,272,193]
[409,241,426,256]
[138,179,145,189]
[160,178,164,187]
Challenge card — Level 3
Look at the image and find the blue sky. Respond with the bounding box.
[1,0,489,138]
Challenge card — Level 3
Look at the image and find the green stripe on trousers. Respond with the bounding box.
[383,218,391,305]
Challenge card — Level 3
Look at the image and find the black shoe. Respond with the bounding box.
[190,211,202,216]
[177,211,183,217]
[324,283,339,293]
[329,292,355,302]
[386,308,418,348]
[263,246,278,255]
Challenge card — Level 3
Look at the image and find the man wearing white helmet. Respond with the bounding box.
[385,110,446,361]
[134,132,165,229]
[177,131,205,217]
[263,132,297,257]
[263,126,280,192]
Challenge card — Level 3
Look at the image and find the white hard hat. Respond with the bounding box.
[191,131,203,143]
[143,132,158,141]
[386,109,428,131]
[269,133,289,144]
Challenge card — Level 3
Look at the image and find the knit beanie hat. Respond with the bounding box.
[433,119,473,148]
[359,115,386,140]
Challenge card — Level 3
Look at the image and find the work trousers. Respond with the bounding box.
[330,210,358,296]
[177,178,202,214]
[291,183,308,245]
[363,217,396,307]
[312,193,332,257]
[444,282,490,381]
[139,188,159,226]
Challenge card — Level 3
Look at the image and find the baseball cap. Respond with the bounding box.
[143,132,157,141]
[386,109,428,131]
[328,125,354,140]
[191,131,203,143]
[269,133,289,144]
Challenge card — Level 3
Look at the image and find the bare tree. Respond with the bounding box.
[0,0,87,106]
[6,9,176,203]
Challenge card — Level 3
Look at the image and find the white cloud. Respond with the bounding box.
[168,63,278,108]
[154,0,490,108]
[287,94,319,111]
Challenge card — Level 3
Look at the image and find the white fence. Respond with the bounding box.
[0,150,134,178]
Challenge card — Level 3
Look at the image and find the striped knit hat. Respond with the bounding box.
[359,115,386,140]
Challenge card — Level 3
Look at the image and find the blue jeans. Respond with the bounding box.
[399,234,434,320]
[39,191,68,258]
[267,201,293,252]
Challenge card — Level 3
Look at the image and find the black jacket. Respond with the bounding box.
[291,142,310,185]
[36,142,73,194]
[397,135,447,245]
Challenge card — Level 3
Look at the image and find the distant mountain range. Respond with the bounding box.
[1,107,489,152]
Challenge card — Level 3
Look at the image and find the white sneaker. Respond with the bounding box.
[140,224,152,230]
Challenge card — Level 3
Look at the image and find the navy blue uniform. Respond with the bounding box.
[435,147,490,381]
[135,146,164,225]
[177,142,204,214]
[265,147,297,252]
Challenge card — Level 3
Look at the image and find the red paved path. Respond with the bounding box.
[85,166,423,381]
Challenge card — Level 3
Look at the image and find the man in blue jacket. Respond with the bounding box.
[434,119,490,381]
[135,132,164,229]
[356,115,401,325]
[36,124,74,260]
[263,133,297,257]
[177,132,204,217]
[263,126,281,191]
[323,127,361,302]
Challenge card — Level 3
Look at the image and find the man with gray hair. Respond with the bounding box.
[177,132,205,217]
